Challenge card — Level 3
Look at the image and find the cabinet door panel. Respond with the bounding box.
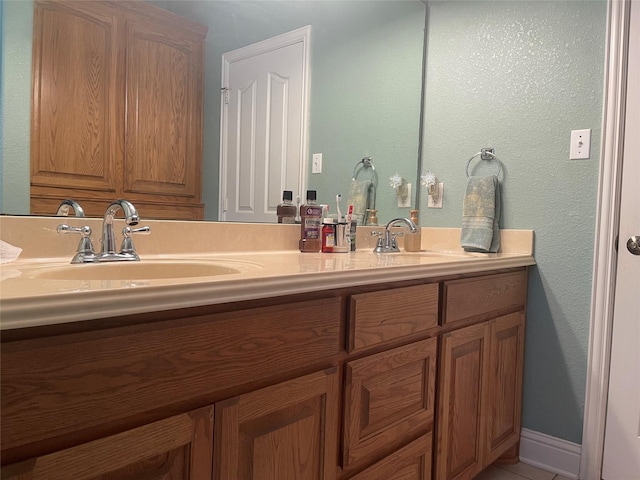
[123,14,203,200]
[436,322,490,480]
[343,338,437,469]
[214,368,339,480]
[485,312,525,465]
[31,0,119,193]
[349,434,432,480]
[0,406,213,480]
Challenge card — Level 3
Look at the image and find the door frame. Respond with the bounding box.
[581,0,632,478]
[218,25,311,221]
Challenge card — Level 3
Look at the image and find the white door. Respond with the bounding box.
[602,1,640,477]
[219,27,310,222]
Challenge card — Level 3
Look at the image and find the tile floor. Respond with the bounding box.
[476,462,573,480]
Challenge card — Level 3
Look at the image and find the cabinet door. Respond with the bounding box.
[348,434,432,480]
[1,406,213,480]
[485,312,526,465]
[436,322,490,480]
[122,8,205,205]
[30,0,120,203]
[343,338,437,469]
[214,368,340,480]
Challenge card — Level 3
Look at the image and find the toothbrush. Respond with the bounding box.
[346,204,353,224]
[336,194,343,223]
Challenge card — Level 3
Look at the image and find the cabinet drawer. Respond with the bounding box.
[343,338,437,469]
[348,284,438,353]
[443,270,527,326]
[1,297,341,458]
[348,434,432,480]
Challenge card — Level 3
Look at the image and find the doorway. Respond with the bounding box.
[219,26,310,223]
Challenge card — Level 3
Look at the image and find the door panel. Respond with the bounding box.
[602,1,640,476]
[221,29,308,222]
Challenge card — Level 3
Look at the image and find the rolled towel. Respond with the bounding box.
[460,175,501,253]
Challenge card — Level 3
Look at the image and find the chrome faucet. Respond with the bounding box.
[56,199,85,217]
[373,217,418,253]
[96,199,148,262]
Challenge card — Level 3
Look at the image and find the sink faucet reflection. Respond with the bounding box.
[56,199,85,217]
[96,199,142,262]
[373,217,418,253]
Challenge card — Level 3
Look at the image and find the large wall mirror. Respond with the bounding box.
[0,0,427,224]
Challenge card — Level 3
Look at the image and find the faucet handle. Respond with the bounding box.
[120,226,151,257]
[57,224,96,263]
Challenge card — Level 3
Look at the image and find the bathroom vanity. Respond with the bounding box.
[0,218,534,480]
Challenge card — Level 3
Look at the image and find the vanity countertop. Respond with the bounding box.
[0,217,535,330]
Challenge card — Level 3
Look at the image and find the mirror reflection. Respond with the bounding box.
[0,0,427,224]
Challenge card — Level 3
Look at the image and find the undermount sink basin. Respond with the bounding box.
[32,260,246,281]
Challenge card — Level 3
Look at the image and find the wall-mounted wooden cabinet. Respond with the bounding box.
[30,0,207,220]
[0,269,528,480]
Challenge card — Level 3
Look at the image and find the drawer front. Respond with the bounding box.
[1,297,342,458]
[443,270,527,326]
[349,284,438,353]
[348,434,432,480]
[343,338,437,469]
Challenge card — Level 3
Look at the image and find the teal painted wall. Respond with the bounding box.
[0,0,32,214]
[166,0,426,221]
[421,0,607,444]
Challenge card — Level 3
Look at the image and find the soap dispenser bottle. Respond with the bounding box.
[404,209,422,252]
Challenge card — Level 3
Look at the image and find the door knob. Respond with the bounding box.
[627,236,640,255]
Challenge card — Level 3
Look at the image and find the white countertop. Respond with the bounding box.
[0,217,535,330]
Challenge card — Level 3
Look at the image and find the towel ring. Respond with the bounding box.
[352,156,376,182]
[465,149,503,178]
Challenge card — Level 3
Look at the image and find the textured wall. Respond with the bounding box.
[421,0,607,443]
[168,0,425,221]
[0,0,32,214]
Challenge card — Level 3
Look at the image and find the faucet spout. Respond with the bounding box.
[56,199,85,217]
[385,217,418,233]
[99,199,140,258]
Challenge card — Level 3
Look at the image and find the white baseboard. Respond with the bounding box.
[519,428,582,479]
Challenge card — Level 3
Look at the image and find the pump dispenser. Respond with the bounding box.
[299,190,322,252]
[404,209,422,252]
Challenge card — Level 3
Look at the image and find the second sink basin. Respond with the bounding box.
[32,260,248,281]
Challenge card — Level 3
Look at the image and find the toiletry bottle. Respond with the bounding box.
[322,218,336,253]
[404,209,422,252]
[299,190,322,252]
[277,190,296,224]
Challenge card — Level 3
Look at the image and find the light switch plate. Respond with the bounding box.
[312,153,322,173]
[570,129,591,159]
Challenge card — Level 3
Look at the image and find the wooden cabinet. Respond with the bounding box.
[0,268,528,480]
[30,0,207,220]
[1,406,213,480]
[436,271,527,480]
[214,368,340,480]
